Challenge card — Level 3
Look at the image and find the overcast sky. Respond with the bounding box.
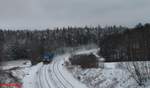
[0,0,150,29]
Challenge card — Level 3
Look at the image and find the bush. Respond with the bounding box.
[123,61,150,86]
[69,53,99,68]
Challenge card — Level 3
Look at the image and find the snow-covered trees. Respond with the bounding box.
[0,26,106,62]
[0,23,150,63]
[10,43,29,60]
[99,23,150,62]
[0,30,4,61]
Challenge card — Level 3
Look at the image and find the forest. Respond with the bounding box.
[0,23,150,64]
[99,23,150,62]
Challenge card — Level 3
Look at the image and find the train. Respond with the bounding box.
[42,52,55,63]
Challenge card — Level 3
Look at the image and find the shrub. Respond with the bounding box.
[69,53,99,68]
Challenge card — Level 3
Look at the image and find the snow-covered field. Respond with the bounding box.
[66,56,150,87]
[64,48,150,88]
[21,48,100,88]
[68,62,141,88]
[22,53,88,88]
[0,60,32,84]
[0,60,31,70]
[1,48,150,88]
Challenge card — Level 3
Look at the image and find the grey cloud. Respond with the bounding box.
[0,0,149,29]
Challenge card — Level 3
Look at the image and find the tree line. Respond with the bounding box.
[0,23,149,64]
[99,23,150,62]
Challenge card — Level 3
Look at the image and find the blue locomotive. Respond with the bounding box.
[43,52,54,63]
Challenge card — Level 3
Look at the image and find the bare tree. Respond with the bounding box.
[125,62,150,86]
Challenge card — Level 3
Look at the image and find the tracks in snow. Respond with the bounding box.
[56,60,74,88]
[37,65,52,88]
[51,60,74,88]
[36,59,74,88]
[44,65,52,88]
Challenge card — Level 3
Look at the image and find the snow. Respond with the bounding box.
[22,62,43,88]
[74,48,99,55]
[2,48,150,88]
[0,60,32,84]
[69,62,134,88]
[54,55,88,88]
[68,61,150,88]
[0,60,31,70]
[104,63,116,69]
[64,49,150,88]
[22,50,89,88]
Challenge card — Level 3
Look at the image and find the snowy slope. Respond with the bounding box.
[22,62,43,88]
[22,50,93,88]
[0,60,31,70]
[51,54,88,88]
[2,48,150,88]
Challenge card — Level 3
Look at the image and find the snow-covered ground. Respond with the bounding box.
[0,49,95,88]
[2,48,150,88]
[0,60,31,70]
[22,62,43,88]
[64,49,150,88]
[68,61,150,88]
[21,48,100,88]
[22,53,89,88]
[0,60,32,84]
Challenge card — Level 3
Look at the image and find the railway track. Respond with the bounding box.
[52,61,67,88]
[37,59,75,88]
[37,65,52,88]
[47,64,59,88]
[38,67,46,88]
[56,60,74,88]
[44,65,52,88]
[37,67,43,88]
